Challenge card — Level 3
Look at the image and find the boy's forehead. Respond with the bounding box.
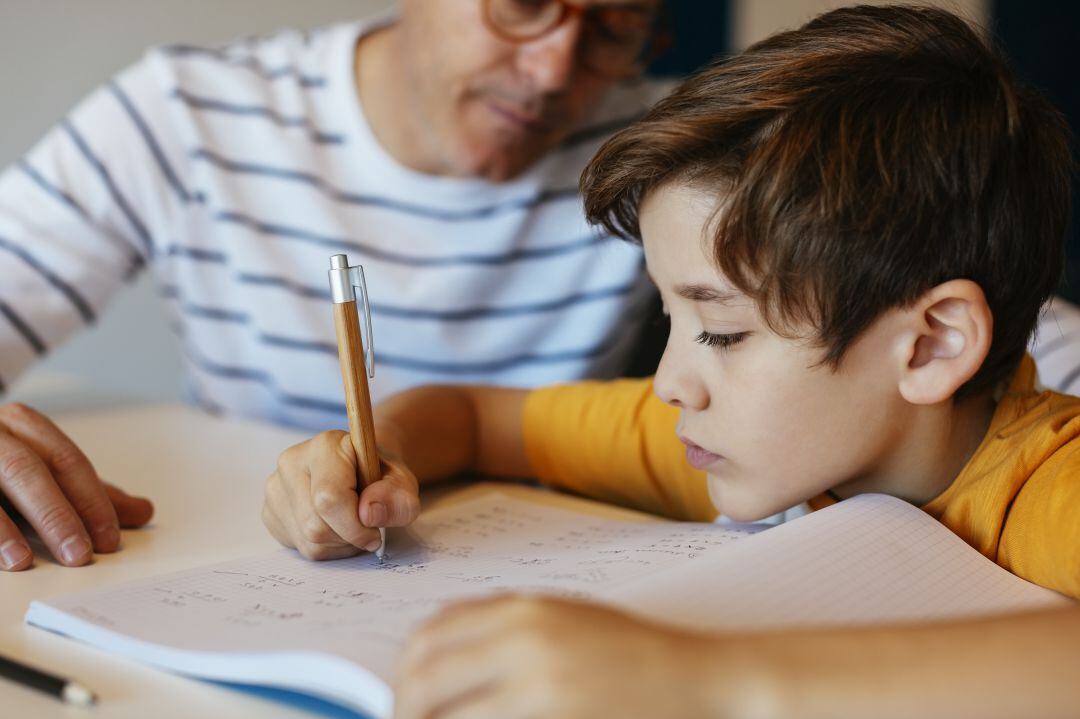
[637,181,762,308]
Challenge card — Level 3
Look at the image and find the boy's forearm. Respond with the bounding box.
[703,605,1080,718]
[373,385,531,485]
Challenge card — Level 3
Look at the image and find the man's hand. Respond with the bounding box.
[0,403,154,571]
[262,430,421,560]
[394,595,724,719]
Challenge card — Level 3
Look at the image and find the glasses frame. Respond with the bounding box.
[480,0,671,78]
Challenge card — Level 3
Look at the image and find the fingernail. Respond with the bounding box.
[367,502,387,527]
[0,540,31,569]
[364,536,383,553]
[92,525,121,550]
[59,536,92,565]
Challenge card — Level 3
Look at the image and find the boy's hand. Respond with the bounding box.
[395,595,722,719]
[262,430,420,560]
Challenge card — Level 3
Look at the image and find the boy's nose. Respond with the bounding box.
[653,343,710,411]
[515,16,584,93]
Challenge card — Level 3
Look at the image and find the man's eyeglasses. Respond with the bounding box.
[481,0,663,77]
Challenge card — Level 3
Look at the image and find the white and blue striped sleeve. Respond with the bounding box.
[1031,296,1080,395]
[0,53,190,392]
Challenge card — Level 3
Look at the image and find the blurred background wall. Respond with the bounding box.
[3,0,1076,408]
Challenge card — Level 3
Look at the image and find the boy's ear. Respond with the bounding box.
[897,280,993,405]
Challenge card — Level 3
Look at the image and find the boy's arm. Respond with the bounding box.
[709,603,1080,718]
[373,384,531,482]
[397,595,1080,719]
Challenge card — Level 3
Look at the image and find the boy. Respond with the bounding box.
[263,5,1080,717]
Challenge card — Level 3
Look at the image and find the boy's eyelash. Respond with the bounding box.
[694,331,749,350]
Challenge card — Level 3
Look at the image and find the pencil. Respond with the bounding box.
[329,254,386,561]
[0,653,96,706]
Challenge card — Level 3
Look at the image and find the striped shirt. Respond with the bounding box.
[1031,297,1080,395]
[0,17,669,430]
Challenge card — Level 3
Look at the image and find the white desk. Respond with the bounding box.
[0,405,335,718]
[1,405,649,718]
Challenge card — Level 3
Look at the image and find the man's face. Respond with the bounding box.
[641,182,915,522]
[397,0,659,181]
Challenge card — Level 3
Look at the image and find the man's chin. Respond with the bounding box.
[453,146,545,182]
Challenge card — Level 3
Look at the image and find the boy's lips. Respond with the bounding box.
[678,435,724,470]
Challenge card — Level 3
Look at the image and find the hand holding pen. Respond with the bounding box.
[260,256,420,562]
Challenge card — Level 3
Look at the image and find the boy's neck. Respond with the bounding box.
[830,390,998,507]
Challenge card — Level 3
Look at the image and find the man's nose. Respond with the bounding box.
[515,15,584,93]
[653,340,710,411]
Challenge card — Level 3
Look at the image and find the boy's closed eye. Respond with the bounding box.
[694,331,749,351]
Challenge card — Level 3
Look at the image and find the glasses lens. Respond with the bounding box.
[486,0,565,40]
[582,7,653,75]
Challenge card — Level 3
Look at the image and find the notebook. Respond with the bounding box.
[25,491,1068,718]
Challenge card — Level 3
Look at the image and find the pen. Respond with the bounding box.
[329,254,386,562]
[0,653,96,706]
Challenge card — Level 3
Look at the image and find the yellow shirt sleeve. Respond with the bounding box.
[522,378,718,521]
[996,438,1080,598]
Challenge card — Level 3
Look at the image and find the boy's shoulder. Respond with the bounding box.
[924,356,1080,597]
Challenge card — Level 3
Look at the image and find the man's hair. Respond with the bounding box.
[582,4,1073,397]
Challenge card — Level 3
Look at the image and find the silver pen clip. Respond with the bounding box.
[328,254,375,378]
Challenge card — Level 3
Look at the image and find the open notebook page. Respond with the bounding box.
[26,492,1068,718]
[618,492,1070,631]
[26,492,758,716]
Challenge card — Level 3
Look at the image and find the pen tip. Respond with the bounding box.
[63,683,97,706]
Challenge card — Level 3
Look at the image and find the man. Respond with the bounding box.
[0,0,668,570]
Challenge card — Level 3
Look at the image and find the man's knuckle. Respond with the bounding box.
[0,448,41,486]
[49,445,90,478]
[35,502,77,538]
[78,495,113,521]
[0,402,37,423]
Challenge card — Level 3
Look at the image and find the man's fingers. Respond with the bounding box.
[0,432,93,566]
[0,507,33,571]
[103,483,154,528]
[0,404,119,552]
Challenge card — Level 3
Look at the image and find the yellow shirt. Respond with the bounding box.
[522,357,1080,598]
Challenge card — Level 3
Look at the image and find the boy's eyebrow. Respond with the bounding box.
[675,283,742,305]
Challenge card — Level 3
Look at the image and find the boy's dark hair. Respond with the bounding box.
[582,4,1073,397]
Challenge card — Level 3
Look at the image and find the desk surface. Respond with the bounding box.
[1,405,348,718]
[1,404,649,718]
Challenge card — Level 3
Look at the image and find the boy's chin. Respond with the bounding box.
[706,476,792,523]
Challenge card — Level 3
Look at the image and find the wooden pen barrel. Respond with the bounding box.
[333,300,381,487]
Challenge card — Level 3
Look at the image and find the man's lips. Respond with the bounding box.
[678,435,724,470]
[486,101,546,131]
